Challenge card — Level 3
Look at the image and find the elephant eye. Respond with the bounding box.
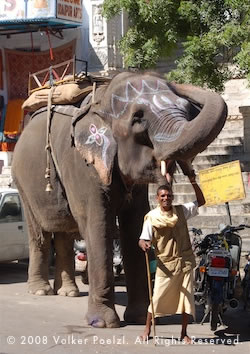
[132,110,144,125]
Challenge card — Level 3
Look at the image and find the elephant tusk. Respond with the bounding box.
[160,161,167,176]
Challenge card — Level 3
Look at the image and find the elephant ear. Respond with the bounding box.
[72,108,117,185]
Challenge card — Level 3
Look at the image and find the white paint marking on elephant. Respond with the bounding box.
[161,95,174,106]
[85,124,110,167]
[176,97,189,111]
[153,116,186,143]
[111,79,172,119]
[109,78,190,143]
[153,95,173,111]
[154,130,184,143]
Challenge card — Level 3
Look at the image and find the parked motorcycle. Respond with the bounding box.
[74,239,88,280]
[242,252,250,310]
[74,239,123,284]
[194,224,249,331]
[190,227,204,257]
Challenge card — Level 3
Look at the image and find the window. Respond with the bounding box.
[0,194,22,223]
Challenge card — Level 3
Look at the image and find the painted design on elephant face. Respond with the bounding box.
[111,79,189,143]
[111,79,189,118]
[111,79,174,118]
[85,124,110,167]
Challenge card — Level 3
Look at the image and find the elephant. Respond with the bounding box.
[12,71,227,328]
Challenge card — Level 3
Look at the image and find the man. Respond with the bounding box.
[139,166,205,344]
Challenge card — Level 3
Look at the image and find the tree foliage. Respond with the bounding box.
[102,0,250,91]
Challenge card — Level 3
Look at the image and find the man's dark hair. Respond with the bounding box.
[157,184,173,195]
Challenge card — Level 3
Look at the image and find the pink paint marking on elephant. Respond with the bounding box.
[86,124,107,146]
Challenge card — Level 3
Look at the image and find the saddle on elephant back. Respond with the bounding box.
[21,58,112,193]
[22,58,111,112]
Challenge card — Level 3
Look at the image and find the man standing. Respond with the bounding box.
[139,165,205,344]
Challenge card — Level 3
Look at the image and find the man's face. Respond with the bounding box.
[157,189,174,211]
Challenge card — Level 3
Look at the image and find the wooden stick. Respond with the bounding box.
[145,251,156,345]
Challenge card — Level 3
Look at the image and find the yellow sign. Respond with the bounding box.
[199,160,246,206]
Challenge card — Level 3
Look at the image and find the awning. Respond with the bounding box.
[0,18,81,36]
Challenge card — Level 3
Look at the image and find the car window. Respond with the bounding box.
[0,194,22,223]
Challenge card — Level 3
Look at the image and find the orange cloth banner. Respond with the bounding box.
[0,142,16,151]
[0,51,3,90]
[4,40,76,99]
[4,99,25,135]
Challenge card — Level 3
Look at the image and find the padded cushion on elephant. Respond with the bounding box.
[22,82,93,112]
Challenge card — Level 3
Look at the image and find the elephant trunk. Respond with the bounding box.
[154,83,228,161]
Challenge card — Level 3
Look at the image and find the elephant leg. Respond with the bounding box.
[25,205,54,295]
[82,217,120,328]
[53,232,79,297]
[119,185,150,324]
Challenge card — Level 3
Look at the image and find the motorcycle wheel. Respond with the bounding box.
[211,304,219,331]
[81,267,89,285]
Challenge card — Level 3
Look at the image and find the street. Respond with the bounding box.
[0,262,250,354]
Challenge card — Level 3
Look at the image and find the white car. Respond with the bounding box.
[0,188,29,262]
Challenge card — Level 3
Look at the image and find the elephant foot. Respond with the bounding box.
[56,285,79,297]
[124,303,148,324]
[86,305,120,328]
[28,282,54,296]
[54,281,79,297]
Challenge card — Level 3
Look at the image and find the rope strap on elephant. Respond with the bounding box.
[45,85,56,192]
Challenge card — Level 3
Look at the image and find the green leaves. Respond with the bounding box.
[103,0,250,91]
[235,42,250,81]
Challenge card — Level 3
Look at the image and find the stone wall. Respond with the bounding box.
[87,0,126,72]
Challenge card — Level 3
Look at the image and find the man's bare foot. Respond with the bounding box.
[140,328,151,341]
[181,335,192,344]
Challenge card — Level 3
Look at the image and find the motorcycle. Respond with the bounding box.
[190,227,204,256]
[242,252,250,310]
[194,224,249,331]
[74,239,123,284]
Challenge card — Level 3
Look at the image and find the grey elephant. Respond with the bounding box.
[12,71,227,328]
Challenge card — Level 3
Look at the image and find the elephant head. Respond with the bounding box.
[73,72,227,184]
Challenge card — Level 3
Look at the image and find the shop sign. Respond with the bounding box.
[57,0,82,23]
[0,0,25,20]
[27,0,55,19]
[0,0,83,23]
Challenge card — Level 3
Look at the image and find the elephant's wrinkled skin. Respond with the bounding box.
[12,72,227,328]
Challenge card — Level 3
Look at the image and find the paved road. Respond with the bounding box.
[0,262,250,354]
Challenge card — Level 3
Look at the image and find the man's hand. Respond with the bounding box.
[187,173,206,207]
[138,239,151,252]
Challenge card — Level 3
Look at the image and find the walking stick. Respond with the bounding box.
[145,251,156,345]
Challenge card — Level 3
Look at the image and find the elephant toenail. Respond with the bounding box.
[68,290,79,297]
[90,317,105,328]
[35,290,46,296]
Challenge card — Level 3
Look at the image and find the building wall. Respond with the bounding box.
[0,0,125,106]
